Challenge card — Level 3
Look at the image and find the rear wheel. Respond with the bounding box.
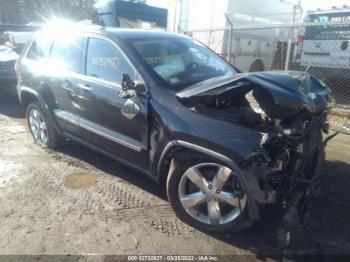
[167,153,256,232]
[26,102,60,148]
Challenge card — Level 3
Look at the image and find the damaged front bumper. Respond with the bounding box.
[180,71,334,206]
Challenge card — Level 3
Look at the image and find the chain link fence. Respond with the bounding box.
[183,21,350,107]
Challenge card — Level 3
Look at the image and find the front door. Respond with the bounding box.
[76,36,149,170]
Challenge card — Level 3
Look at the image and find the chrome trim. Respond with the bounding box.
[18,86,39,104]
[64,132,154,180]
[79,122,142,152]
[78,83,93,91]
[68,70,123,90]
[158,140,251,197]
[176,140,234,165]
[54,110,143,152]
[55,111,79,125]
[81,33,147,93]
[24,32,147,93]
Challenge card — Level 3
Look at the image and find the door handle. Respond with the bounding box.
[78,83,93,91]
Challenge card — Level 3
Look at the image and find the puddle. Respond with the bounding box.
[15,118,28,127]
[64,173,99,189]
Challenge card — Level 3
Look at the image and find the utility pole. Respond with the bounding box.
[208,0,215,46]
[178,0,183,33]
[173,0,178,32]
[284,0,303,70]
[224,12,233,62]
[173,0,184,33]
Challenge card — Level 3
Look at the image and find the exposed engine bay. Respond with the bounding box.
[177,71,334,245]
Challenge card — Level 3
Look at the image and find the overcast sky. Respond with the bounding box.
[148,0,350,11]
[301,0,350,11]
[146,0,350,31]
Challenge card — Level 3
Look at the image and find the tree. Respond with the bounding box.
[0,0,96,24]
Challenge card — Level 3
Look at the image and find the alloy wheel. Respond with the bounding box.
[178,163,246,225]
[28,108,49,146]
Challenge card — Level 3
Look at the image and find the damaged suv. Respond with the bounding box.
[16,25,332,232]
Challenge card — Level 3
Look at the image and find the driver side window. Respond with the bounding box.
[86,37,136,85]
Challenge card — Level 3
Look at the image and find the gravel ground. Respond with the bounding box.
[328,114,350,132]
[0,88,350,260]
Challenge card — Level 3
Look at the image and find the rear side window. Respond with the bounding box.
[27,36,52,60]
[86,38,135,84]
[50,37,85,73]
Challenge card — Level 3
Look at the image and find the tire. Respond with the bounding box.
[310,129,325,197]
[166,152,257,233]
[26,101,60,149]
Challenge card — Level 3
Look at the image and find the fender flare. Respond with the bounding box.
[18,86,39,105]
[18,87,62,135]
[158,140,260,219]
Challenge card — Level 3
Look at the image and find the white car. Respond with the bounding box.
[0,45,19,87]
[4,31,33,52]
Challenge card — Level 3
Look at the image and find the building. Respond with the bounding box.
[178,0,300,31]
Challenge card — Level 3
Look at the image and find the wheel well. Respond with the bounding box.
[20,91,38,110]
[158,146,183,188]
[158,146,223,189]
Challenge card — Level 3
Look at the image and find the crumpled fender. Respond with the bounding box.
[176,71,332,115]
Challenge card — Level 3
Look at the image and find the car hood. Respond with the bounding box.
[176,71,332,114]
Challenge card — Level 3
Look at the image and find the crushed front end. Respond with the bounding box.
[177,71,333,245]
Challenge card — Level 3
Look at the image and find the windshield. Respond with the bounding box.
[130,37,237,90]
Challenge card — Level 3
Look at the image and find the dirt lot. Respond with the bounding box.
[0,88,350,259]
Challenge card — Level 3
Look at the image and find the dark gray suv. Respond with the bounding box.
[16,24,332,233]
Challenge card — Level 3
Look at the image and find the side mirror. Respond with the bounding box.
[122,74,134,90]
[121,74,146,94]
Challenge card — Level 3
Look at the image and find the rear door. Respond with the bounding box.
[19,35,53,99]
[76,36,149,169]
[48,36,86,136]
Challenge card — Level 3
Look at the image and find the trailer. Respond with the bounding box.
[0,24,40,53]
[221,0,297,72]
[92,0,168,30]
[293,9,350,104]
[295,9,350,70]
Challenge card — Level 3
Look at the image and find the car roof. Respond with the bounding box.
[35,24,190,44]
[84,26,188,40]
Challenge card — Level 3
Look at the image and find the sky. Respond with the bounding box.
[147,0,350,12]
[301,0,350,11]
[146,0,350,31]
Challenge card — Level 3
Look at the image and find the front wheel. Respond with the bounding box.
[166,152,256,232]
